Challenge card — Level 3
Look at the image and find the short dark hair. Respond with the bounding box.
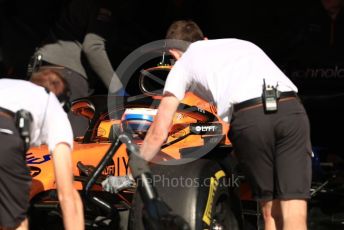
[166,20,204,43]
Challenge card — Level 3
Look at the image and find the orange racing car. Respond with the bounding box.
[27,65,253,230]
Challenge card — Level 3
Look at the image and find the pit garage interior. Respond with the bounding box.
[1,0,344,229]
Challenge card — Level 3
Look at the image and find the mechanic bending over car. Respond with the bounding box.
[0,70,84,230]
[140,20,312,230]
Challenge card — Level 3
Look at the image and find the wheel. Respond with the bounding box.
[129,159,240,230]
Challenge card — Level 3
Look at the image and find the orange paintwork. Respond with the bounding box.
[27,73,232,200]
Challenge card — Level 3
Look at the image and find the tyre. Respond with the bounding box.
[129,159,240,230]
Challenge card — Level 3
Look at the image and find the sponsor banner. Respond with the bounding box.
[190,123,222,135]
[289,65,344,80]
[283,62,344,93]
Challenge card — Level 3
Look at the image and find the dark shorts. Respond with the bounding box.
[229,98,312,200]
[0,117,31,228]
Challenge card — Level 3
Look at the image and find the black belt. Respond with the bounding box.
[0,107,15,119]
[233,91,298,112]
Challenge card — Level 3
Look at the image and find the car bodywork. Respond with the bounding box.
[27,74,231,197]
[27,65,246,229]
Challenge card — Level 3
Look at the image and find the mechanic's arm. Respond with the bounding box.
[52,143,84,230]
[83,33,123,93]
[82,1,124,94]
[140,93,180,161]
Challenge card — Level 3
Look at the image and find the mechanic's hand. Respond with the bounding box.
[101,175,135,193]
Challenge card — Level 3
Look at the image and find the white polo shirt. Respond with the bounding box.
[163,39,298,123]
[0,79,73,152]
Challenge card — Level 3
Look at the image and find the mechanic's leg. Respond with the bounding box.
[273,100,311,230]
[15,218,28,230]
[260,200,282,230]
[229,108,278,229]
[280,199,307,230]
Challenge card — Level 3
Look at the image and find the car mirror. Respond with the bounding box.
[139,65,171,96]
[71,100,95,120]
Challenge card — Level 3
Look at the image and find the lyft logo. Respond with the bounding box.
[195,125,216,132]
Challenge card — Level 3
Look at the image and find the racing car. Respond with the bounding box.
[26,64,262,230]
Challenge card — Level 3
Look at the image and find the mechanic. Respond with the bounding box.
[140,20,312,230]
[34,0,126,136]
[0,71,84,230]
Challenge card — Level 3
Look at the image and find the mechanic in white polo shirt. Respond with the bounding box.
[0,70,84,230]
[140,20,312,230]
